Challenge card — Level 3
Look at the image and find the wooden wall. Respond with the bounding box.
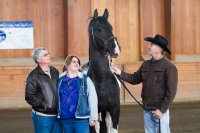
[0,0,65,58]
[1,0,200,62]
[66,0,91,57]
[67,0,141,63]
[0,0,200,108]
[0,65,63,108]
[71,0,200,61]
[140,0,166,58]
[1,62,199,108]
[171,0,200,55]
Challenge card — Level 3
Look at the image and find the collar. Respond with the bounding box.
[59,70,84,78]
[36,65,52,74]
[151,56,165,63]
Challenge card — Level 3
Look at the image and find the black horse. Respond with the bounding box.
[87,9,121,133]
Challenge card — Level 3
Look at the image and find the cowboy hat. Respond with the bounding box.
[144,34,171,54]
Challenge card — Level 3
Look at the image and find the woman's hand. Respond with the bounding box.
[89,120,96,126]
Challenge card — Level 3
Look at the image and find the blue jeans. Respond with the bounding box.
[60,118,89,133]
[32,112,62,133]
[144,109,170,133]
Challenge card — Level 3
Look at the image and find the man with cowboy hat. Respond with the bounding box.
[111,34,178,133]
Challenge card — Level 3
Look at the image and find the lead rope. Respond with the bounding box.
[114,73,145,110]
[159,119,161,133]
[115,73,161,133]
[111,61,161,133]
[109,57,144,109]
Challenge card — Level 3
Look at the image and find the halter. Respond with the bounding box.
[91,27,117,46]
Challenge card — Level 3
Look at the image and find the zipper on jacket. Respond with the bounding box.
[57,77,64,119]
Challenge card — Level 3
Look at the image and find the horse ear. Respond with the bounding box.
[93,9,98,19]
[103,8,109,19]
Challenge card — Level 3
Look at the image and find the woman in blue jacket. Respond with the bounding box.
[57,55,98,133]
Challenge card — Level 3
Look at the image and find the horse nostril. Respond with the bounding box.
[112,53,120,58]
[116,53,120,57]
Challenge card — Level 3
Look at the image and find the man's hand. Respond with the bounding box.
[152,109,163,119]
[110,64,121,75]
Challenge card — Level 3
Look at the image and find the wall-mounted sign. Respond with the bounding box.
[0,21,34,49]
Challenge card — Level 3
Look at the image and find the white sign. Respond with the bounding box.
[0,21,34,49]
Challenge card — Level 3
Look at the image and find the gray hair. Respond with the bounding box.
[32,47,47,64]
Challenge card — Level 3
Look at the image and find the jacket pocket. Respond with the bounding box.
[154,69,165,84]
[75,75,90,118]
[76,93,90,117]
[142,69,149,82]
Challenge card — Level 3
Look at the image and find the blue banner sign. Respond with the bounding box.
[0,21,34,49]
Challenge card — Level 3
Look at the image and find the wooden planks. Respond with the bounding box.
[0,61,199,107]
[67,0,91,57]
[171,0,200,55]
[0,0,65,58]
[0,0,200,61]
[140,0,167,59]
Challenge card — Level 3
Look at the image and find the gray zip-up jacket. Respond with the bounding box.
[57,70,98,121]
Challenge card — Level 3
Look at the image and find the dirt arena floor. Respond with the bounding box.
[0,101,199,133]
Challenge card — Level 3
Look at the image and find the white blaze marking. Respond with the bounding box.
[114,39,120,56]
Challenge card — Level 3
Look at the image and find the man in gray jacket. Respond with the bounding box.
[112,34,178,133]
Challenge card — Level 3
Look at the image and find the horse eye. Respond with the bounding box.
[97,29,102,32]
[97,26,103,32]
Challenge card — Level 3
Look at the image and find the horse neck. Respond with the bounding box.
[88,39,110,71]
[89,36,107,58]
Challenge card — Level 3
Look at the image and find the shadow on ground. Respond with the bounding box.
[0,102,199,133]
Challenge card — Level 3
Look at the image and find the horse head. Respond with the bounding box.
[88,9,121,58]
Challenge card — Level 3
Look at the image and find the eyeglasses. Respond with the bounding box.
[41,52,50,57]
[71,60,79,64]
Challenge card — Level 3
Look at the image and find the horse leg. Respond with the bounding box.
[90,126,97,133]
[105,112,112,133]
[100,112,107,133]
[109,106,120,133]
